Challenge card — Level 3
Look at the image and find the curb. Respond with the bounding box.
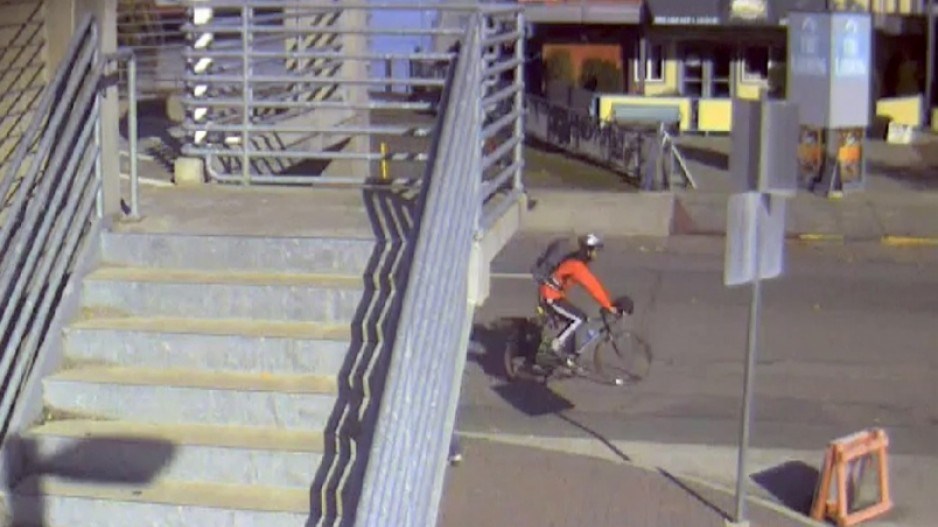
[455,431,826,527]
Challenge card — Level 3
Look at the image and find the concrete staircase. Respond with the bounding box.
[3,189,413,526]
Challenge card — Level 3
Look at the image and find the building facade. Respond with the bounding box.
[522,0,934,132]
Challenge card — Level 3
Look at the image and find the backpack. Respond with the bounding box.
[530,236,575,287]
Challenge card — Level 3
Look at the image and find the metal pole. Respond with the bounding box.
[927,0,935,126]
[128,52,140,220]
[733,194,764,525]
[513,10,525,192]
[94,99,103,219]
[241,6,251,185]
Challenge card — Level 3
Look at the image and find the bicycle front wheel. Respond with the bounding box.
[593,329,652,386]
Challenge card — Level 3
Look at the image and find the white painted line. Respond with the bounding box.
[491,272,532,280]
[119,150,157,162]
[119,173,174,188]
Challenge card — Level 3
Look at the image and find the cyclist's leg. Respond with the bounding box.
[548,299,586,354]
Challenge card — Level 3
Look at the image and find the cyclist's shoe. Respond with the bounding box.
[564,352,582,369]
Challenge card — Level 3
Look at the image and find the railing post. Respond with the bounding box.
[241,5,252,185]
[128,51,140,220]
[95,96,104,219]
[513,10,525,192]
[90,0,121,220]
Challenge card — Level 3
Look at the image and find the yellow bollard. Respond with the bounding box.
[380,142,389,182]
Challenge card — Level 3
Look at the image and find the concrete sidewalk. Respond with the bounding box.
[522,188,938,243]
[439,436,824,527]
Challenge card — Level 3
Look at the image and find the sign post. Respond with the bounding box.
[725,95,798,527]
[787,11,873,196]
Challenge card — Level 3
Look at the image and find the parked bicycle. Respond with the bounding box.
[503,295,651,387]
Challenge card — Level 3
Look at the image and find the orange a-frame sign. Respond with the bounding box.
[810,428,893,526]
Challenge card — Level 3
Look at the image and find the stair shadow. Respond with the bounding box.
[3,435,175,526]
[308,186,421,526]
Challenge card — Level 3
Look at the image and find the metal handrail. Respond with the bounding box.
[0,15,104,441]
[181,1,524,186]
[356,12,492,526]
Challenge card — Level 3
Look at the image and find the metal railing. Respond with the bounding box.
[524,94,697,190]
[0,14,105,441]
[116,0,187,98]
[651,125,696,190]
[355,6,523,525]
[179,0,523,187]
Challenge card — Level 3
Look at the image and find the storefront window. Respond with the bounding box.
[634,43,665,82]
[742,45,784,82]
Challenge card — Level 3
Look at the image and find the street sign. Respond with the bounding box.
[730,99,799,196]
[760,100,800,196]
[730,100,762,193]
[724,192,786,287]
[787,11,872,129]
[789,12,832,128]
[829,12,872,128]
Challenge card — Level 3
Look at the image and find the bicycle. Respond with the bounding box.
[503,295,651,387]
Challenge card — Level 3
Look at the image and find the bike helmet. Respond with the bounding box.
[578,233,604,261]
[579,233,604,251]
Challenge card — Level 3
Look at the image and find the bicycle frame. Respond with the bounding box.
[572,317,606,355]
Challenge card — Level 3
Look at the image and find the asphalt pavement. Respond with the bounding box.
[451,235,938,527]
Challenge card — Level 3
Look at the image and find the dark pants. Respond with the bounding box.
[545,298,587,354]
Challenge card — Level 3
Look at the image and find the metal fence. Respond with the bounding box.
[525,94,696,190]
[179,0,523,187]
[116,0,187,98]
[0,14,105,442]
[355,7,523,526]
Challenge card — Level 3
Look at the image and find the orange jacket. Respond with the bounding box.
[539,258,613,310]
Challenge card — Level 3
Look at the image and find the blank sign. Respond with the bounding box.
[724,192,787,287]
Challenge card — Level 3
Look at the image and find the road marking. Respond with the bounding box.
[491,272,532,280]
[881,235,938,247]
[797,233,845,243]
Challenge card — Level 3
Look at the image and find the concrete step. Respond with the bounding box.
[100,231,376,275]
[80,267,366,323]
[26,420,325,488]
[64,317,352,376]
[43,366,339,431]
[10,475,310,526]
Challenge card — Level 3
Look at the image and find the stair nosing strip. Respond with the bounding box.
[46,367,340,394]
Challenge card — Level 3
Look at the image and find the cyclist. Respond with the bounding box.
[538,233,622,362]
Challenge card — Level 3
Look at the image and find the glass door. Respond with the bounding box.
[681,47,704,97]
[680,44,734,98]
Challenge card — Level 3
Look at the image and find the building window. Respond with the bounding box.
[742,46,783,82]
[634,43,665,82]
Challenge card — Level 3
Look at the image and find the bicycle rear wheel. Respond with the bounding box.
[503,317,542,381]
[593,329,652,386]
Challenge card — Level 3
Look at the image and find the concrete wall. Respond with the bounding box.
[43,0,121,219]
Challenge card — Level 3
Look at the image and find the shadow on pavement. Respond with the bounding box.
[751,460,820,515]
[658,468,731,521]
[491,380,574,417]
[468,319,527,381]
[3,435,175,526]
[555,412,631,464]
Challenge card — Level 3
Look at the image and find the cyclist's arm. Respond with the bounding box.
[566,260,614,310]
